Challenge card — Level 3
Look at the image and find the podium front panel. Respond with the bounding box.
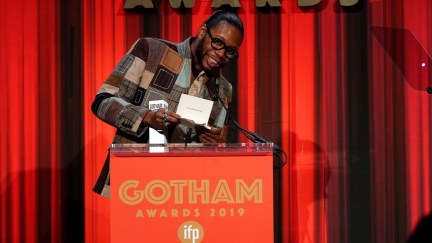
[110,143,274,243]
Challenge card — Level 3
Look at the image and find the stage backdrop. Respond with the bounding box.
[1,0,431,243]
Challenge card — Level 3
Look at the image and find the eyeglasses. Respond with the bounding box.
[205,24,239,59]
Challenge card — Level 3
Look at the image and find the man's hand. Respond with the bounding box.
[196,125,222,143]
[143,108,181,130]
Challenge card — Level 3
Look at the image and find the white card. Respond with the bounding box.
[176,94,213,127]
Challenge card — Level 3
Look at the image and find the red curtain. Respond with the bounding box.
[1,0,431,243]
[1,0,61,242]
[369,0,432,241]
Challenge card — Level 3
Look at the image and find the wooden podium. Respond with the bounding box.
[110,143,274,243]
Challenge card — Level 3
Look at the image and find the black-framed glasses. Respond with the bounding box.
[205,24,239,59]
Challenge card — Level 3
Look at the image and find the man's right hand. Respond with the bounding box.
[143,108,181,130]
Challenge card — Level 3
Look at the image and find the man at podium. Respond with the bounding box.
[91,10,244,197]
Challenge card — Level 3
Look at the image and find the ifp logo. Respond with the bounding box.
[178,221,204,243]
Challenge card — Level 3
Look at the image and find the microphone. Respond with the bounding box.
[211,71,220,101]
[209,79,287,169]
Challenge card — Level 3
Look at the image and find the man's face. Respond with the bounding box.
[196,22,243,76]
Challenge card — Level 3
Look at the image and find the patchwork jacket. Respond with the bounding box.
[91,37,232,197]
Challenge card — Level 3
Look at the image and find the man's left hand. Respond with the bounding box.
[196,126,222,143]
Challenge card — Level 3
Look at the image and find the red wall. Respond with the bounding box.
[1,0,431,242]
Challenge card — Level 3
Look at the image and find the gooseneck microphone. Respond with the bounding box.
[209,75,287,169]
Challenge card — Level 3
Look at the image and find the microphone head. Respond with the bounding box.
[210,73,220,101]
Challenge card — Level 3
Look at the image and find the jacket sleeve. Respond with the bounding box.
[91,38,150,137]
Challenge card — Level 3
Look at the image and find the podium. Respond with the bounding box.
[110,143,274,243]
